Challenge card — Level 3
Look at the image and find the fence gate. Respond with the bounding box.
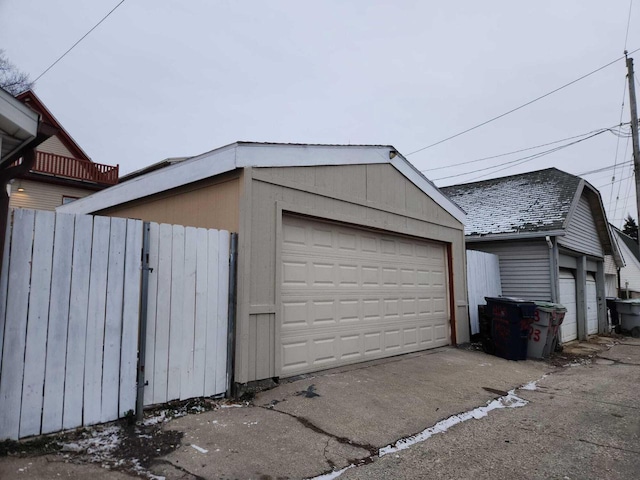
[0,209,142,440]
[0,210,233,441]
[142,223,230,406]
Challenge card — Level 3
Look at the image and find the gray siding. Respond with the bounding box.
[559,195,604,258]
[467,240,551,301]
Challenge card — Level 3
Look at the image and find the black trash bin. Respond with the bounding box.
[478,305,494,355]
[606,297,620,332]
[485,297,537,360]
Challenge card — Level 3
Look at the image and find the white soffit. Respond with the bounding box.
[0,88,39,160]
[58,142,466,224]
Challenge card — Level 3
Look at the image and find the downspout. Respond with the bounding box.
[546,236,559,302]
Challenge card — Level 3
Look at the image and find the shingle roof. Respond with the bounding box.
[613,226,640,262]
[441,168,582,237]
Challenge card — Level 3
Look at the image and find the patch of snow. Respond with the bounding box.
[62,426,121,462]
[307,465,354,480]
[219,403,245,409]
[379,389,528,456]
[191,444,208,454]
[520,375,547,391]
[143,411,168,426]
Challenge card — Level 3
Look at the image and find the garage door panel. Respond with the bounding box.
[280,215,450,376]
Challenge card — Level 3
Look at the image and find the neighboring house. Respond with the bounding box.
[8,90,118,210]
[611,226,640,298]
[442,167,623,344]
[59,142,469,387]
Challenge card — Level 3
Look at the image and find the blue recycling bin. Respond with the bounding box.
[485,297,537,361]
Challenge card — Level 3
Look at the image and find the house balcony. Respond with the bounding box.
[25,152,119,186]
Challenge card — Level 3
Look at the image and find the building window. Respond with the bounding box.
[62,195,79,205]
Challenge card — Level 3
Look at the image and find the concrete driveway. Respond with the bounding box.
[1,338,638,480]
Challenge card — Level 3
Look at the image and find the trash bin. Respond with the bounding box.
[485,297,536,360]
[547,304,567,355]
[606,298,620,332]
[527,301,566,359]
[478,305,494,355]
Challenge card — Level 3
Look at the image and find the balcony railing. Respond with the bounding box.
[26,152,119,186]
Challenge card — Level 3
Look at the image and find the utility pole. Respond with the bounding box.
[626,53,640,247]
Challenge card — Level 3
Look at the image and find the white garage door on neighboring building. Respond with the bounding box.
[559,269,577,343]
[279,215,450,377]
[586,273,598,335]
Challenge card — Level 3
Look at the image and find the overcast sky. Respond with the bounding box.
[2,1,640,226]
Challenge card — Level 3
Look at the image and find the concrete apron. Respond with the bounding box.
[152,347,550,480]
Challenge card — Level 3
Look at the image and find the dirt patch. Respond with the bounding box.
[0,396,244,478]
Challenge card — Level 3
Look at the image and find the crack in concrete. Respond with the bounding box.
[322,438,335,470]
[577,437,640,454]
[152,458,207,480]
[595,355,640,366]
[516,427,640,454]
[530,388,640,410]
[257,405,378,457]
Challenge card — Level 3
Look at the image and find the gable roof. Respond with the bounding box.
[612,225,640,263]
[16,90,91,161]
[441,168,581,237]
[442,167,621,262]
[57,142,466,223]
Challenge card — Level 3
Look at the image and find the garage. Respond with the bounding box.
[59,142,468,386]
[586,274,598,335]
[280,215,449,376]
[559,270,577,343]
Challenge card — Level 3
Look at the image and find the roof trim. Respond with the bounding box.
[0,87,39,162]
[16,90,91,161]
[57,142,466,223]
[465,229,566,242]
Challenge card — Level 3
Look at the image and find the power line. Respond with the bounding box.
[609,76,629,207]
[33,0,127,83]
[625,1,634,52]
[434,130,609,182]
[625,0,634,52]
[579,159,633,176]
[421,126,623,173]
[406,46,640,157]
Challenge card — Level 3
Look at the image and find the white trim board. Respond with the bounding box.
[58,142,466,224]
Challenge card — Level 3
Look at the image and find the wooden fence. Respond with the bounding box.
[466,250,502,335]
[0,210,142,440]
[0,209,232,440]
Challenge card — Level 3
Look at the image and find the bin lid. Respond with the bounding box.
[533,300,567,313]
[484,296,536,305]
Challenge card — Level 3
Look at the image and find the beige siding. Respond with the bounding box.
[9,179,95,211]
[37,136,75,158]
[236,164,467,383]
[99,173,241,232]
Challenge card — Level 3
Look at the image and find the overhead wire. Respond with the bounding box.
[421,126,628,173]
[625,0,634,52]
[32,0,127,83]
[609,76,629,207]
[406,46,640,157]
[433,129,610,183]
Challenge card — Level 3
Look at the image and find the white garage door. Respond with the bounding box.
[280,215,450,377]
[586,273,598,335]
[559,270,577,343]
